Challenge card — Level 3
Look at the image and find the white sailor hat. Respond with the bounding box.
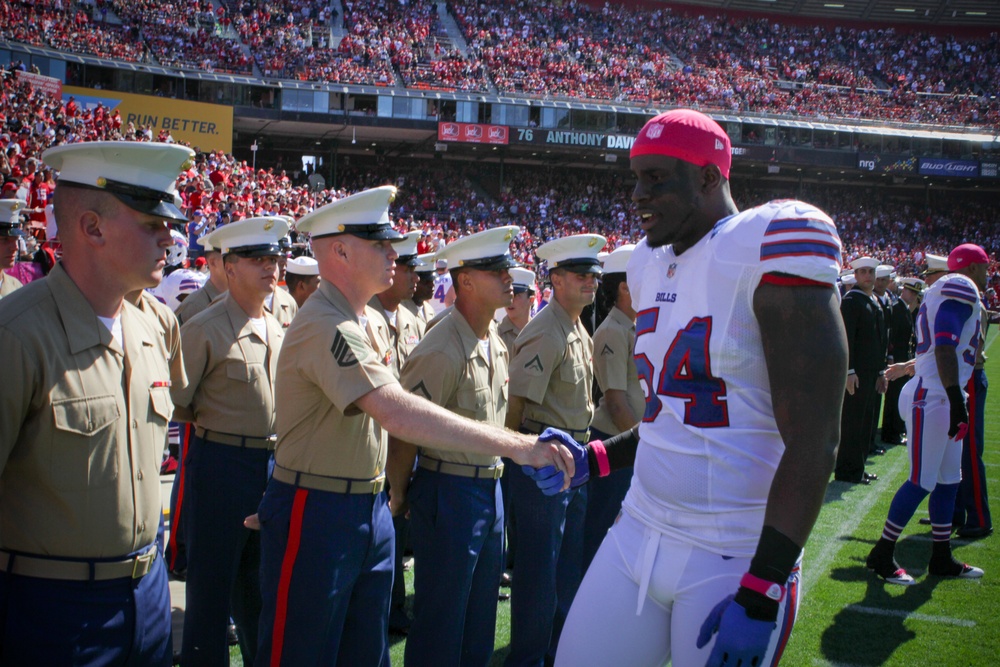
[850,256,879,270]
[510,267,536,294]
[841,273,857,286]
[875,264,895,279]
[395,230,427,267]
[285,256,319,276]
[436,226,521,272]
[0,198,27,237]
[415,253,436,275]
[42,141,194,222]
[601,244,635,274]
[536,234,607,274]
[293,185,404,242]
[202,216,290,257]
[900,277,925,294]
[922,253,949,276]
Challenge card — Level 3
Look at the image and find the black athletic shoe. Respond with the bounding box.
[928,557,984,578]
[866,541,916,586]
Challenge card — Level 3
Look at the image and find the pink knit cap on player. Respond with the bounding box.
[947,243,989,271]
[630,109,732,179]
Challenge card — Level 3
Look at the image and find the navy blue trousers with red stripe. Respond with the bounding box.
[255,478,394,667]
[0,546,171,666]
[956,369,991,530]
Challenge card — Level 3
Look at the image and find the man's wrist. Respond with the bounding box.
[847,369,856,376]
[945,385,964,405]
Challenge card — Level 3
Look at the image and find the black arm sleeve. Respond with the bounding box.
[586,425,640,476]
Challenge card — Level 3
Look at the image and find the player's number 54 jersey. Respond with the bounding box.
[623,200,842,553]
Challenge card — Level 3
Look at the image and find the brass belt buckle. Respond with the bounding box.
[132,550,155,579]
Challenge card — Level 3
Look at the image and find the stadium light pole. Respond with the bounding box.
[251,141,258,170]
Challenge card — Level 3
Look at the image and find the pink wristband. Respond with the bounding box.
[740,572,785,603]
[589,440,611,478]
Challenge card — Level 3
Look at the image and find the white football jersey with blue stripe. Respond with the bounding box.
[912,273,981,392]
[623,200,842,555]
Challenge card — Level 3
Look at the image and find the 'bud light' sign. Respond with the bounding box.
[918,158,979,178]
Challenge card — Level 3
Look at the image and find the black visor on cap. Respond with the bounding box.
[58,178,188,222]
[553,258,603,275]
[396,254,427,268]
[313,222,405,242]
[227,243,283,258]
[455,253,521,272]
[513,285,534,295]
[0,223,25,238]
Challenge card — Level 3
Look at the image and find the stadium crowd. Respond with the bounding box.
[1,0,998,127]
[2,61,997,301]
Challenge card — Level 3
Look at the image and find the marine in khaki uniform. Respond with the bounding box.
[175,236,227,325]
[267,277,298,327]
[253,187,575,667]
[505,233,606,667]
[498,266,536,353]
[0,198,26,298]
[496,265,536,574]
[171,217,289,666]
[401,251,438,334]
[369,230,425,375]
[583,244,643,570]
[388,226,520,666]
[368,229,425,633]
[284,255,320,308]
[0,141,194,666]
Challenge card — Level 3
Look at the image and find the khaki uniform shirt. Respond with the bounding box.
[274,281,397,480]
[268,285,298,328]
[498,315,521,356]
[0,271,24,299]
[401,298,436,335]
[590,307,644,435]
[368,297,422,378]
[975,302,988,370]
[400,309,508,467]
[509,298,594,434]
[425,304,453,332]
[135,290,187,390]
[171,294,283,437]
[0,264,175,558]
[175,279,224,325]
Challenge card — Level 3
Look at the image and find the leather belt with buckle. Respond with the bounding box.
[197,428,277,450]
[0,547,158,581]
[418,456,504,480]
[272,465,386,495]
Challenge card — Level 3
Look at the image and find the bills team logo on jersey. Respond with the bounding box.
[667,263,678,279]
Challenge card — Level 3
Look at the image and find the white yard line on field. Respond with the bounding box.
[803,453,909,597]
[844,604,976,627]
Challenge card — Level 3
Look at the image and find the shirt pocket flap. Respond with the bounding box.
[52,395,120,436]
[559,362,587,384]
[149,386,174,422]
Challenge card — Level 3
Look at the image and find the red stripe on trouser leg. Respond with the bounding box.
[270,488,309,667]
[966,377,986,524]
[168,423,192,571]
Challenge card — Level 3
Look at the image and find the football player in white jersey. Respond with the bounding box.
[865,243,988,585]
[432,257,455,311]
[525,109,848,667]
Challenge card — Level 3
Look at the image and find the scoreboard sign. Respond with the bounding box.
[511,128,636,151]
[437,122,509,145]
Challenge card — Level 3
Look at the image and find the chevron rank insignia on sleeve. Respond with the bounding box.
[523,354,544,375]
[331,329,367,368]
[411,380,432,400]
[600,343,615,356]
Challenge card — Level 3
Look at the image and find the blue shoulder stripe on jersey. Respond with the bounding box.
[760,239,841,261]
[764,218,837,238]
[940,284,978,304]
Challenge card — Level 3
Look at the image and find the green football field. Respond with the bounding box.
[233,329,999,666]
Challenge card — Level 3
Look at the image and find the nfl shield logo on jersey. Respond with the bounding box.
[667,263,678,279]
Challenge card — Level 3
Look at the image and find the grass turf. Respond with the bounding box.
[232,329,999,666]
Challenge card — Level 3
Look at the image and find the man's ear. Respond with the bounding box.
[78,210,106,248]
